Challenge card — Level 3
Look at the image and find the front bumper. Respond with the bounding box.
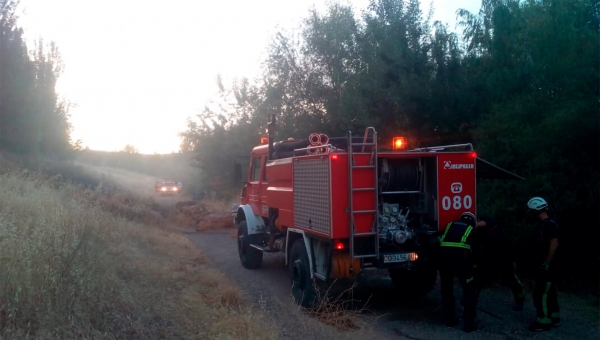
[158,190,179,195]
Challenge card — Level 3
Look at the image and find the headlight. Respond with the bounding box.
[173,187,178,191]
[161,187,166,191]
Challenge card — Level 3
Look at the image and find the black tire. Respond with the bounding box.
[237,221,263,269]
[289,239,318,307]
[389,266,438,302]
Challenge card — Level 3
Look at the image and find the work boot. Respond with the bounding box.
[529,320,551,332]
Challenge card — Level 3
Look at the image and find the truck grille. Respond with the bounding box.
[293,157,331,235]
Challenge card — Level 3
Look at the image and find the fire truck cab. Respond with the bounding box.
[234,124,522,307]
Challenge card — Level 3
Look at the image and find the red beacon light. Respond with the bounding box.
[470,152,477,158]
[392,137,406,151]
[331,154,338,160]
[334,241,344,250]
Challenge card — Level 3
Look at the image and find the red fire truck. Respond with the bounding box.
[233,117,523,307]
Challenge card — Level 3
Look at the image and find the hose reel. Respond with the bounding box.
[383,159,420,192]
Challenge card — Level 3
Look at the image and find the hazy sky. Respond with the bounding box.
[17,0,480,154]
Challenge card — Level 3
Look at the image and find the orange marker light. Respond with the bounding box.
[260,136,269,144]
[334,241,344,250]
[392,137,405,150]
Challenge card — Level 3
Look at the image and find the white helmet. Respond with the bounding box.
[459,212,477,226]
[527,197,548,211]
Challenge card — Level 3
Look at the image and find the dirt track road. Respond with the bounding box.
[187,230,599,340]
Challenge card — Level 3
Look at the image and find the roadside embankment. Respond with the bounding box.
[0,165,275,339]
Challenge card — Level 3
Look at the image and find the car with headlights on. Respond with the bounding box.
[155,181,180,196]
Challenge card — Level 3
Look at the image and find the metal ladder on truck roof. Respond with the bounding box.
[348,127,379,262]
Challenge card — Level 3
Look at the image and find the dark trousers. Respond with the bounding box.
[439,248,477,326]
[475,259,525,304]
[533,268,560,324]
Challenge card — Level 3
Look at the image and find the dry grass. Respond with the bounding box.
[200,199,231,214]
[195,213,236,231]
[298,281,374,332]
[0,168,276,339]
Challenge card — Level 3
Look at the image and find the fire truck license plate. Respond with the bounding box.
[383,254,409,263]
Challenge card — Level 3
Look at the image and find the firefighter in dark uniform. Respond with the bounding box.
[474,215,525,311]
[439,212,480,333]
[527,197,560,332]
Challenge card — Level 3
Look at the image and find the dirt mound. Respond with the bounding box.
[196,213,235,231]
[174,201,235,231]
[174,200,197,211]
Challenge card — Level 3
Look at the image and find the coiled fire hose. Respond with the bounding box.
[308,132,329,155]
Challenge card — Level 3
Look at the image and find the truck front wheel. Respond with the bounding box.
[388,266,438,302]
[237,221,263,269]
[289,239,317,307]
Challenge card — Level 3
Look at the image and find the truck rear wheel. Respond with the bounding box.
[388,266,438,301]
[237,221,263,269]
[289,239,317,307]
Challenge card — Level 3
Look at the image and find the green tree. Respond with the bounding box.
[122,144,139,154]
[183,0,599,284]
[0,0,73,157]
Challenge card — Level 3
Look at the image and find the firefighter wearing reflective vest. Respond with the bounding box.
[527,197,561,332]
[439,212,480,333]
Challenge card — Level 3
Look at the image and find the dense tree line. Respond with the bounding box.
[0,0,72,157]
[183,0,598,285]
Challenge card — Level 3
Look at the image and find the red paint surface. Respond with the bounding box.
[331,153,349,238]
[436,153,477,230]
[266,157,294,227]
[242,142,478,239]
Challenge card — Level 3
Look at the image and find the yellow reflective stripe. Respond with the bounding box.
[536,317,551,324]
[542,282,551,320]
[440,222,452,242]
[466,276,474,283]
[513,262,524,288]
[440,241,471,249]
[461,226,473,244]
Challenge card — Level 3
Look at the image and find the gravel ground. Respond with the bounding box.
[187,230,600,340]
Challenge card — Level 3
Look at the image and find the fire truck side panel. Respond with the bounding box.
[265,158,294,227]
[331,154,350,239]
[292,155,332,237]
[351,153,377,235]
[436,153,477,230]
